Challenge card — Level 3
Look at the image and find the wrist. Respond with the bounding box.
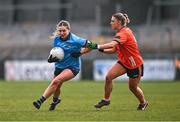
[98,49,104,52]
[97,45,100,49]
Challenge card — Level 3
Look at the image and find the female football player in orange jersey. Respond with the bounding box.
[89,12,148,110]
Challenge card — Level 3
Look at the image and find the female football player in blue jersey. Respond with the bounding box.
[33,20,95,111]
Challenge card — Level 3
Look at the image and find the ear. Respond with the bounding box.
[118,20,122,26]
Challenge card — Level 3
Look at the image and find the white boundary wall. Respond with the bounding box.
[94,59,175,81]
[5,60,80,81]
[4,59,175,81]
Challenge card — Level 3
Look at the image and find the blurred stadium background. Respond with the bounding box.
[1,0,180,121]
[0,0,180,81]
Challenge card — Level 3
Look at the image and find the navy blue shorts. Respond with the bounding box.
[117,61,144,78]
[54,67,79,77]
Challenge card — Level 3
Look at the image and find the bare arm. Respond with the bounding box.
[98,41,118,49]
[80,47,92,54]
[101,47,116,54]
[84,40,118,54]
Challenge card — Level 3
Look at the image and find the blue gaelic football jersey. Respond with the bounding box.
[52,33,87,70]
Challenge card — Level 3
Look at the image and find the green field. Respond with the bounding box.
[0,80,180,121]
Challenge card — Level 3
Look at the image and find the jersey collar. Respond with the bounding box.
[118,26,126,32]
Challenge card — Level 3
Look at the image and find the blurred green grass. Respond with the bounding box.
[0,80,180,121]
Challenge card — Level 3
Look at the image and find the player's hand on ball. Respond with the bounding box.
[48,47,64,63]
[71,52,81,58]
[47,54,59,63]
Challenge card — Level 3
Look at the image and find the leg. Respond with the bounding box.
[43,69,75,99]
[95,63,126,108]
[33,69,75,110]
[47,69,75,111]
[104,63,126,100]
[51,68,65,105]
[48,84,61,111]
[128,77,145,104]
[53,84,61,98]
[128,77,148,110]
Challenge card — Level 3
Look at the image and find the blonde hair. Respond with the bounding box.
[50,20,71,39]
[112,12,130,26]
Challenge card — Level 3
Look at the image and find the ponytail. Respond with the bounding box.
[113,12,130,26]
[123,14,130,24]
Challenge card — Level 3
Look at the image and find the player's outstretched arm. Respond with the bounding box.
[71,40,118,58]
[86,40,118,50]
[98,41,118,49]
[99,47,116,54]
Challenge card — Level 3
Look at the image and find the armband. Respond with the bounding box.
[98,49,104,52]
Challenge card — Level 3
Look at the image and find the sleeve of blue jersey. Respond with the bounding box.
[78,37,88,47]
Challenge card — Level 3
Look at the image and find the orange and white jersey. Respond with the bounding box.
[113,27,143,69]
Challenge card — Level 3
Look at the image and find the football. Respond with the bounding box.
[50,47,64,60]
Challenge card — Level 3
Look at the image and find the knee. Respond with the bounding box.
[105,75,113,83]
[129,85,137,92]
[51,79,61,89]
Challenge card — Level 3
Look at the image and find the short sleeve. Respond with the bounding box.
[77,37,87,47]
[113,33,127,44]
